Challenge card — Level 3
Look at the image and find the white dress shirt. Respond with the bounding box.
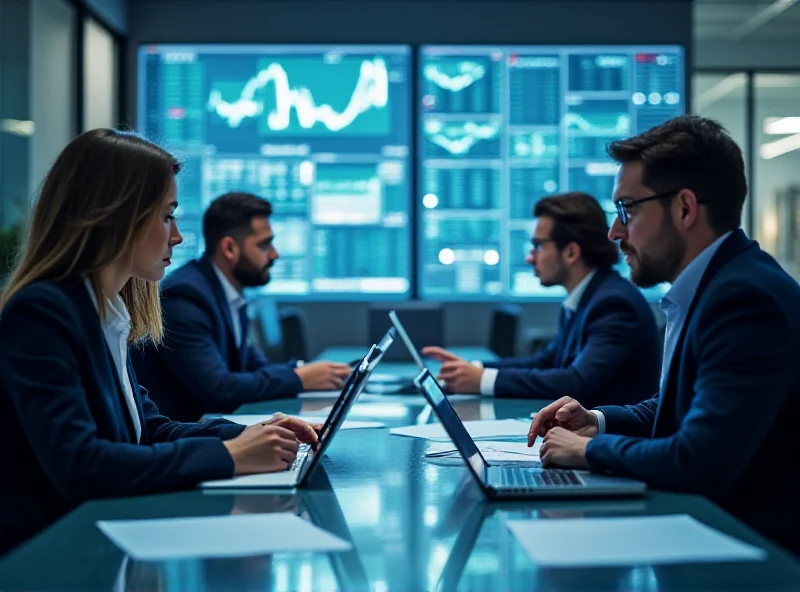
[478,270,597,396]
[84,279,142,443]
[212,263,247,348]
[591,232,732,434]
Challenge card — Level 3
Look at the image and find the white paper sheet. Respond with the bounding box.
[506,514,767,567]
[220,415,385,430]
[426,440,541,461]
[358,394,479,405]
[97,513,351,560]
[390,419,530,441]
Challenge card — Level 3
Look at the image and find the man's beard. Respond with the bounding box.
[623,217,686,288]
[536,261,569,288]
[233,256,272,288]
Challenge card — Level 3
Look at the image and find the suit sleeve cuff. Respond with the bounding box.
[479,367,498,396]
[590,409,606,434]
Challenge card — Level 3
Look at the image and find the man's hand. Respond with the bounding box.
[437,360,483,394]
[421,346,461,363]
[527,396,597,446]
[539,427,590,469]
[295,361,352,391]
[264,413,319,447]
[223,424,299,475]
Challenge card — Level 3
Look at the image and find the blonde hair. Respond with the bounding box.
[1,129,181,343]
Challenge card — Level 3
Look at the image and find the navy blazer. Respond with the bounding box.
[0,278,244,551]
[587,230,800,553]
[483,269,660,406]
[131,257,302,422]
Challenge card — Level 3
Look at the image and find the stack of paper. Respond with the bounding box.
[426,439,541,462]
[219,415,385,430]
[390,419,529,441]
[97,513,351,560]
[506,514,767,567]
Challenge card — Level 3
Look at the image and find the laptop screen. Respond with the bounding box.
[414,369,489,484]
[376,327,396,358]
[299,343,388,483]
[389,310,425,369]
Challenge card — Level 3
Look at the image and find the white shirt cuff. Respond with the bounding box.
[479,367,498,396]
[590,409,606,434]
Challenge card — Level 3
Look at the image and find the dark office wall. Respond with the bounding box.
[126,0,683,355]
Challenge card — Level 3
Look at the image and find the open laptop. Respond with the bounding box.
[201,332,394,489]
[413,368,647,498]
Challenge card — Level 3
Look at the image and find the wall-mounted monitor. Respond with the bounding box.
[138,44,412,300]
[417,44,685,300]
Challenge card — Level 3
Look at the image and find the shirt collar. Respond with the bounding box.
[563,270,597,312]
[83,278,131,331]
[211,262,247,311]
[661,230,732,313]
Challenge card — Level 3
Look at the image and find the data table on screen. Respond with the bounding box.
[138,44,412,299]
[418,45,684,300]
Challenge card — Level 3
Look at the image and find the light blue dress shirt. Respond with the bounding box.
[592,231,732,434]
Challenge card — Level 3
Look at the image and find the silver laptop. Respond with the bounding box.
[389,309,425,369]
[413,368,647,498]
[201,332,394,489]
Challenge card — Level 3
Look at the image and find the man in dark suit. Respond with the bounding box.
[529,115,800,555]
[131,192,351,422]
[422,192,661,407]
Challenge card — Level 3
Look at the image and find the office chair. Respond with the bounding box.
[280,306,310,362]
[488,304,521,358]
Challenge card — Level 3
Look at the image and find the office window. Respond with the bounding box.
[692,73,749,232]
[29,0,76,196]
[83,17,118,131]
[754,74,800,279]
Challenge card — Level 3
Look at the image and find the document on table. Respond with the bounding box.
[219,415,385,430]
[426,440,541,461]
[506,514,767,567]
[97,513,351,560]
[390,419,529,441]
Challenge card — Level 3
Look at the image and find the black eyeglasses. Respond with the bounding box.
[614,189,707,225]
[530,238,557,253]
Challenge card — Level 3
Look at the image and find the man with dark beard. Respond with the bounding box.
[527,115,800,556]
[132,192,351,422]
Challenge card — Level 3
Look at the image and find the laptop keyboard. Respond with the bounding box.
[290,444,311,471]
[500,466,583,488]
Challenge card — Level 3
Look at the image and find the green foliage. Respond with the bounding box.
[0,225,22,286]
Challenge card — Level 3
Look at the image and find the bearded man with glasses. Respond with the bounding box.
[528,115,800,557]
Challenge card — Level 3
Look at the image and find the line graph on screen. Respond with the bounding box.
[207,56,390,135]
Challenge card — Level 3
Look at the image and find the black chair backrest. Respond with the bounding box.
[489,304,521,358]
[368,303,443,362]
[280,306,309,362]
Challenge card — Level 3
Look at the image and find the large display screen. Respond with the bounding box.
[138,44,412,299]
[418,45,685,300]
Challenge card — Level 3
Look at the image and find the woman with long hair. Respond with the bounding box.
[0,129,317,554]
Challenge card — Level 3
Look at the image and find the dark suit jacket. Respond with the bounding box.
[483,269,660,406]
[587,230,800,553]
[131,257,302,422]
[0,278,245,551]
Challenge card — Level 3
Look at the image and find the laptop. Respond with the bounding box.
[201,333,394,489]
[413,368,647,498]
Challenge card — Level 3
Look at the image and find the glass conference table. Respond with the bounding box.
[1,348,800,591]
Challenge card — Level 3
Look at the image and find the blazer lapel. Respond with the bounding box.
[127,358,147,442]
[652,229,755,435]
[197,257,242,366]
[558,271,608,365]
[64,280,138,443]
